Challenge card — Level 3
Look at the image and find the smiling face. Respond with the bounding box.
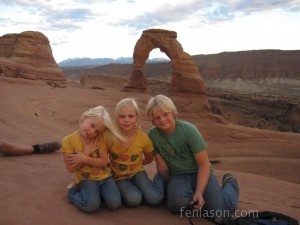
[79,116,105,140]
[118,105,138,132]
[151,107,176,134]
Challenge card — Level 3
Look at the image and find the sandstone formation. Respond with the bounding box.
[61,49,300,132]
[193,50,300,80]
[62,50,300,91]
[0,31,64,83]
[1,76,299,224]
[127,29,206,94]
[194,50,300,97]
[65,50,300,97]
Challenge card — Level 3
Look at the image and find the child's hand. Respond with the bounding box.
[83,138,99,155]
[66,151,87,165]
[189,193,205,210]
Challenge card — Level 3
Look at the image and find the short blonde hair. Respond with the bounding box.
[80,105,124,148]
[146,95,178,121]
[114,98,142,128]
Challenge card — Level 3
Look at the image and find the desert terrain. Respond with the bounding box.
[0,75,299,225]
[62,50,300,134]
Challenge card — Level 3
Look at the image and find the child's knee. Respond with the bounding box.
[167,196,190,214]
[123,192,142,207]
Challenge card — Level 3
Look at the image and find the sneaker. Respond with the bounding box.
[38,141,61,153]
[222,173,239,195]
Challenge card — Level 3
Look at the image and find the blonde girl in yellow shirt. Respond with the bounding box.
[109,98,164,207]
[62,105,123,212]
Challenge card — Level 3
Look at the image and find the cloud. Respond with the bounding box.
[1,0,299,62]
[115,1,205,29]
[42,7,94,32]
[3,0,299,33]
[44,8,94,22]
[233,0,300,13]
[115,0,300,30]
[0,0,95,32]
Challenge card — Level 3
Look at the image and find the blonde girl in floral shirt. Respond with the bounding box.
[62,105,123,212]
[110,98,164,207]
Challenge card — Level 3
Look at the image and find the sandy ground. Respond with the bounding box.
[0,76,299,225]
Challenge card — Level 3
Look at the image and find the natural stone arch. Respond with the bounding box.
[127,29,206,94]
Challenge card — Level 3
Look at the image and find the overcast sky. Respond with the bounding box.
[1,0,299,63]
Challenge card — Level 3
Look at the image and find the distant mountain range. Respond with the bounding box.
[58,57,169,67]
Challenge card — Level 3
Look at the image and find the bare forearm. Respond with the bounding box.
[142,158,153,165]
[157,166,170,180]
[63,153,85,173]
[155,153,170,179]
[143,152,154,165]
[83,155,107,168]
[195,163,210,195]
[65,162,85,173]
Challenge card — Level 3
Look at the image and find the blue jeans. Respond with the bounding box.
[116,171,164,207]
[161,171,239,223]
[68,177,122,212]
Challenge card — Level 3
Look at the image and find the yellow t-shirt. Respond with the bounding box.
[110,129,153,181]
[62,131,111,184]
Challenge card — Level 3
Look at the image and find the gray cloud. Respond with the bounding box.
[43,8,94,23]
[1,0,299,33]
[0,18,20,31]
[233,0,299,12]
[115,1,205,29]
[0,0,95,32]
[115,0,300,30]
[200,3,235,23]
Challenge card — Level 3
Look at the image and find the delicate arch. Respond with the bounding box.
[128,29,205,94]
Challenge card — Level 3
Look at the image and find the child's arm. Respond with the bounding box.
[155,153,170,179]
[81,137,109,167]
[142,152,154,165]
[68,149,108,168]
[63,153,85,173]
[83,137,99,155]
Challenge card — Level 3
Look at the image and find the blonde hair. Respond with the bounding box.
[146,95,178,121]
[80,105,124,148]
[114,98,142,128]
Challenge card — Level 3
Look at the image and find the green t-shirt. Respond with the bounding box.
[148,120,208,176]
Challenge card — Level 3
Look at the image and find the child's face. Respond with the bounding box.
[79,116,104,139]
[152,108,175,134]
[118,105,138,132]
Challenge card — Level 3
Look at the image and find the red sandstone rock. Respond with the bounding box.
[0,31,64,82]
[0,76,299,224]
[128,29,206,94]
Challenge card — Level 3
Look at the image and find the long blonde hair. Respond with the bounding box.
[80,105,124,148]
[114,98,142,129]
